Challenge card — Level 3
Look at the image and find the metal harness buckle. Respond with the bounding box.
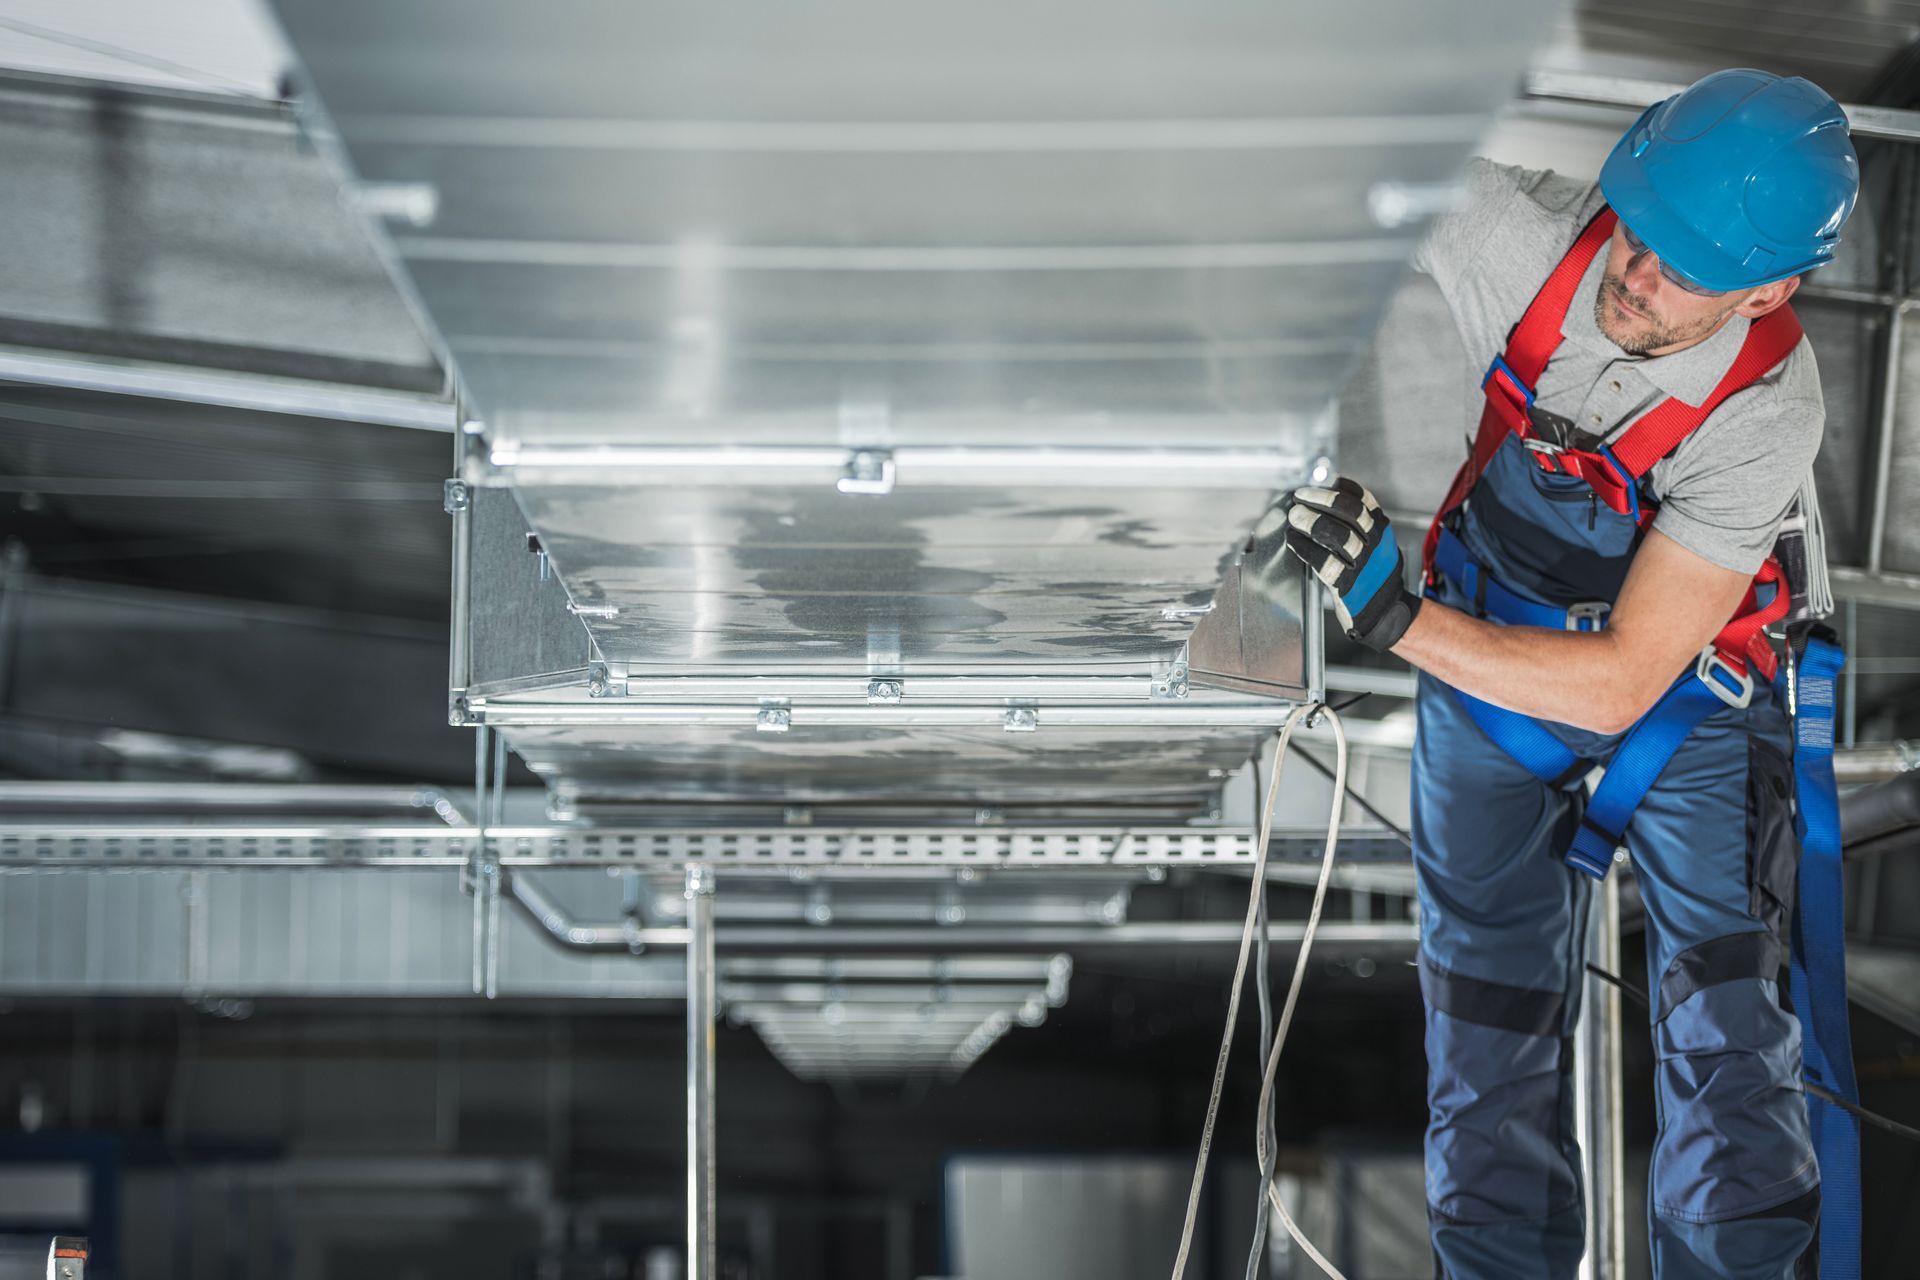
[1564,601,1611,632]
[1695,647,1755,710]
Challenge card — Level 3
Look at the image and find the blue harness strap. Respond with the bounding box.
[1447,674,1726,880]
[1563,676,1727,879]
[1433,527,1610,632]
[1785,635,1860,1277]
[1450,687,1589,789]
[1432,538,1735,880]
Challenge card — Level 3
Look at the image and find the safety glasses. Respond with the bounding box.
[1619,222,1725,297]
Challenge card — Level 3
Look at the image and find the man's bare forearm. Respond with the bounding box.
[1391,602,1651,734]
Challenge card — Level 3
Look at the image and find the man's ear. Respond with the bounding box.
[1735,274,1801,319]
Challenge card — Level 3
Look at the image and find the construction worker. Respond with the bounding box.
[1274,70,1860,1278]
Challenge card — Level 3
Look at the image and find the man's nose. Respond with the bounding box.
[1622,250,1664,298]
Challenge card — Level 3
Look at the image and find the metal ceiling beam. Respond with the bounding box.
[1523,69,1920,144]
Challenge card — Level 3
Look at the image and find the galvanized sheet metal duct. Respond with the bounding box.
[268,0,1564,809]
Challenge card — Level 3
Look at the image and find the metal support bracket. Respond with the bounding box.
[1150,662,1190,701]
[836,448,896,495]
[587,661,629,699]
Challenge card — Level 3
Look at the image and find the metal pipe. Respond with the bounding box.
[1303,573,1327,704]
[1826,564,1920,610]
[470,727,491,996]
[481,726,504,998]
[0,345,453,431]
[484,919,1416,954]
[1834,741,1920,785]
[1797,284,1908,309]
[1323,663,1415,699]
[489,732,508,827]
[504,869,646,953]
[1867,304,1908,575]
[0,781,471,823]
[685,865,717,1280]
[1576,875,1627,1280]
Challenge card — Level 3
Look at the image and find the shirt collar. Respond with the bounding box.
[1558,248,1750,407]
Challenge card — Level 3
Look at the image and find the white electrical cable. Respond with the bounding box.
[1796,471,1834,620]
[1167,702,1352,1280]
[1256,707,1351,1280]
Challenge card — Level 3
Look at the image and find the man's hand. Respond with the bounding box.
[1265,477,1422,652]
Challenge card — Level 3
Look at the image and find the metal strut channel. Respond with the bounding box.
[0,824,1422,868]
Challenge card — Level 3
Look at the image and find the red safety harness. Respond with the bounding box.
[1421,207,1802,681]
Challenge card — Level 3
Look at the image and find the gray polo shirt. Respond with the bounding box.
[1411,158,1825,575]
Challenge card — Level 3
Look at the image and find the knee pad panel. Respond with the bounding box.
[1652,970,1817,1223]
[1424,995,1579,1225]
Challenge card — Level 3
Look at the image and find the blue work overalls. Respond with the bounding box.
[1413,310,1824,1275]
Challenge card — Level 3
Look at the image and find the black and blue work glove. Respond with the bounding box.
[1261,477,1422,653]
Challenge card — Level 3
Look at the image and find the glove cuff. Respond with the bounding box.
[1347,586,1422,653]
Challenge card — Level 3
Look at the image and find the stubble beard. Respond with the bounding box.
[1595,273,1725,357]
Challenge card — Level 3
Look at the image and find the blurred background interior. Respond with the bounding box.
[0,1,1918,1277]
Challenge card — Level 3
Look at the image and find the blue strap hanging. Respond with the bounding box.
[1786,635,1860,1278]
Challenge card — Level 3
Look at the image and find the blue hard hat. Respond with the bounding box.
[1599,69,1859,293]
